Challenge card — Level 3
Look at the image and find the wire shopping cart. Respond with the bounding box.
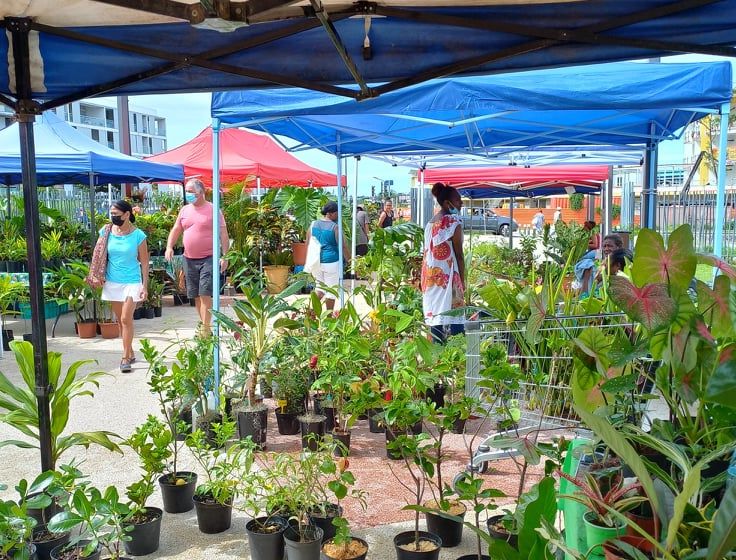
[462,313,636,475]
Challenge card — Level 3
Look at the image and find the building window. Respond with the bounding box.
[64,103,73,121]
[107,131,114,149]
[91,129,100,142]
[132,114,137,132]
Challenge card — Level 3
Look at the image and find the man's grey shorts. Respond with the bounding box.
[184,256,213,298]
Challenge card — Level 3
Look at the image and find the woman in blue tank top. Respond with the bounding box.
[306,201,350,310]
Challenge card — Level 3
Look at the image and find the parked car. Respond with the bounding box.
[461,210,518,235]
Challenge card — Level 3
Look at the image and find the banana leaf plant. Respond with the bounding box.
[273,186,328,240]
[0,341,121,470]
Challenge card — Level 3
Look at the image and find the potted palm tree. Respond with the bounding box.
[272,187,327,266]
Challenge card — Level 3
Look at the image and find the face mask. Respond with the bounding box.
[111,215,124,226]
[185,193,197,204]
[447,204,459,215]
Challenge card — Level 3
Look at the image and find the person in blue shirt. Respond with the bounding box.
[305,201,350,310]
[100,200,149,372]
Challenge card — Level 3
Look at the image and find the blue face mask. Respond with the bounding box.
[185,193,197,204]
[448,205,459,215]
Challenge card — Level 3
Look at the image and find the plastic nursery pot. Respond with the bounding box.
[246,516,288,560]
[158,472,197,514]
[321,536,369,560]
[50,540,101,560]
[485,514,518,548]
[323,406,336,432]
[123,507,163,556]
[331,430,351,457]
[193,494,232,534]
[367,409,384,433]
[284,524,324,560]
[309,503,342,543]
[425,501,466,548]
[98,321,120,339]
[237,407,268,448]
[584,511,625,558]
[393,530,442,560]
[299,415,326,452]
[76,321,97,339]
[275,410,301,435]
[32,524,70,560]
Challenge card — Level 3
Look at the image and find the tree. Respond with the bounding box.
[700,90,736,183]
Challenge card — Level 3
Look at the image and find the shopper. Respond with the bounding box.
[532,209,545,234]
[378,199,394,229]
[165,178,229,336]
[355,205,370,256]
[306,201,351,310]
[101,200,148,373]
[421,182,465,344]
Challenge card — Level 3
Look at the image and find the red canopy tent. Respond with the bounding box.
[424,165,610,197]
[146,126,340,188]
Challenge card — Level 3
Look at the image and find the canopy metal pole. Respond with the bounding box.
[419,167,425,226]
[6,184,11,218]
[211,118,222,406]
[714,101,731,259]
[257,176,263,274]
[336,134,344,307]
[509,198,514,250]
[351,156,359,296]
[107,183,112,210]
[256,175,261,201]
[8,16,53,472]
[88,172,96,242]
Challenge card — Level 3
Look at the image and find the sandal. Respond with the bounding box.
[120,359,132,373]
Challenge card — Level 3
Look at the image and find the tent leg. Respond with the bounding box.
[509,198,514,250]
[89,172,96,243]
[211,118,222,408]
[9,16,53,472]
[351,157,359,297]
[336,141,344,308]
[714,102,731,259]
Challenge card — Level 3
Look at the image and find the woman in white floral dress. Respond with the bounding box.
[420,182,465,343]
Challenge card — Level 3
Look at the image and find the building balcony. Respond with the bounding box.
[78,115,116,128]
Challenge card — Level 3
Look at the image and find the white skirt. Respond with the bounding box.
[102,281,144,302]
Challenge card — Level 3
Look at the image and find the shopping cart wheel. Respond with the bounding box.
[477,461,489,474]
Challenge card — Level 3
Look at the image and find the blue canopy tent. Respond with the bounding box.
[211,61,733,271]
[0,112,184,186]
[2,0,736,472]
[0,112,184,241]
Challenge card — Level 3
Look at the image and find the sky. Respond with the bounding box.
[97,53,736,196]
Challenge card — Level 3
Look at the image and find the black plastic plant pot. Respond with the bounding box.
[275,410,301,435]
[237,407,268,448]
[451,418,467,434]
[321,536,369,560]
[143,307,155,319]
[193,494,233,534]
[367,409,384,434]
[158,472,197,514]
[455,555,490,560]
[50,540,102,560]
[133,308,142,320]
[300,416,326,452]
[323,406,336,432]
[32,525,69,560]
[410,420,423,435]
[485,515,518,548]
[284,524,324,560]
[331,430,351,457]
[153,306,162,318]
[425,509,465,548]
[123,507,163,556]
[308,503,342,542]
[246,516,287,560]
[385,427,407,460]
[393,531,442,560]
[426,383,446,408]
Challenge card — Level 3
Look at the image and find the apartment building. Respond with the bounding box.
[0,100,167,158]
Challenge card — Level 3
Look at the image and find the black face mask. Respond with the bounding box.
[111,215,124,226]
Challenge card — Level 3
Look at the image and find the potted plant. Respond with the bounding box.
[273,187,327,266]
[0,472,59,560]
[147,275,164,317]
[47,485,130,560]
[387,433,442,559]
[0,275,25,350]
[186,419,253,534]
[271,341,309,435]
[214,280,302,448]
[169,258,188,306]
[0,341,121,471]
[54,261,98,338]
[95,300,119,339]
[140,340,198,514]
[122,416,167,557]
[263,249,294,294]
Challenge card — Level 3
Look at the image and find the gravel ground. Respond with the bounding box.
[0,295,538,559]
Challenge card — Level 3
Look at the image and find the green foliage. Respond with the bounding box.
[125,415,171,514]
[52,261,98,323]
[0,276,26,328]
[0,341,120,470]
[273,187,328,239]
[470,237,536,282]
[569,193,585,211]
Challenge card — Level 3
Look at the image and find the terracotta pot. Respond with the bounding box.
[263,265,290,294]
[292,241,307,266]
[76,321,97,339]
[98,321,120,339]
